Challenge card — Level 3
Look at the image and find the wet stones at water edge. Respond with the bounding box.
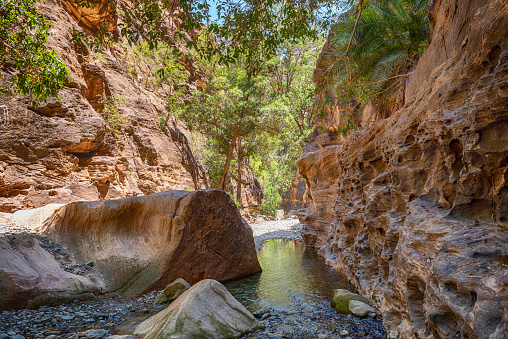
[135,279,259,339]
[153,278,191,305]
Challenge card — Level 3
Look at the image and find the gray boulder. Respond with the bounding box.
[135,279,259,339]
[349,300,376,317]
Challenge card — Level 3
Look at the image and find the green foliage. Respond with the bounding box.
[0,0,70,104]
[258,186,282,218]
[124,39,189,90]
[180,66,271,154]
[325,0,430,110]
[99,94,128,139]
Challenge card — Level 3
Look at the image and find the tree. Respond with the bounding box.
[323,0,430,116]
[0,0,70,104]
[179,67,275,193]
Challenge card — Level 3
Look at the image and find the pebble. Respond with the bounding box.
[86,329,109,339]
[0,289,162,338]
[340,329,349,336]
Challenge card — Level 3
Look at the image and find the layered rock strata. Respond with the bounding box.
[298,0,508,337]
[41,190,262,297]
[0,0,207,212]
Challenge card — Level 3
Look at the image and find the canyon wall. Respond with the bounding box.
[0,0,207,212]
[298,0,508,337]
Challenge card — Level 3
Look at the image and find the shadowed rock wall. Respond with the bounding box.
[0,0,207,212]
[298,0,508,337]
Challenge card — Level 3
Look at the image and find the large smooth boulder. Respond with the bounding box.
[0,234,99,310]
[41,190,261,297]
[330,289,370,314]
[134,279,259,339]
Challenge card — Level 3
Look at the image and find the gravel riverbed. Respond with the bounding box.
[0,219,385,339]
[249,218,303,250]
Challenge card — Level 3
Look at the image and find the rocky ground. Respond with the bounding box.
[249,218,303,250]
[0,219,384,339]
[246,302,385,339]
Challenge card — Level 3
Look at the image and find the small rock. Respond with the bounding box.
[260,313,271,320]
[138,309,150,314]
[7,331,16,336]
[0,334,8,339]
[317,334,327,339]
[93,312,109,319]
[59,315,75,320]
[330,289,371,314]
[12,336,25,339]
[340,329,349,336]
[86,261,94,267]
[153,278,190,305]
[253,308,271,319]
[86,329,109,339]
[349,300,376,317]
[84,318,95,323]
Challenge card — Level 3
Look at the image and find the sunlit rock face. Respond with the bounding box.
[298,0,508,337]
[0,0,207,212]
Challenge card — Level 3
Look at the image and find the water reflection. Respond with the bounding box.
[226,239,353,312]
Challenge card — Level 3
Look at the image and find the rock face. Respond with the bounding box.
[41,190,261,297]
[134,279,259,339]
[298,0,508,338]
[0,0,207,213]
[282,178,306,216]
[0,234,99,310]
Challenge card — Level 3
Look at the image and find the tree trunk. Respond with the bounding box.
[218,128,238,191]
[236,138,242,208]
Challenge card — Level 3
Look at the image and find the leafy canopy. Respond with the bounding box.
[324,0,430,109]
[0,0,70,104]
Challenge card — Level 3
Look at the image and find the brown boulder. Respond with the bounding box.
[41,190,261,297]
[0,234,99,311]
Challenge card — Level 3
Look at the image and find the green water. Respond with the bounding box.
[226,239,353,312]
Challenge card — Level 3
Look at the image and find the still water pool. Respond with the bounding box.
[226,238,353,312]
[225,239,386,338]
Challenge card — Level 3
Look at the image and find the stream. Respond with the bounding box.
[226,239,386,338]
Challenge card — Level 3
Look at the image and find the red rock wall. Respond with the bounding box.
[0,0,207,212]
[298,1,508,337]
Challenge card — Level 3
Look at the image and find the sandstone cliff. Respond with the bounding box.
[0,0,207,212]
[298,0,508,337]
